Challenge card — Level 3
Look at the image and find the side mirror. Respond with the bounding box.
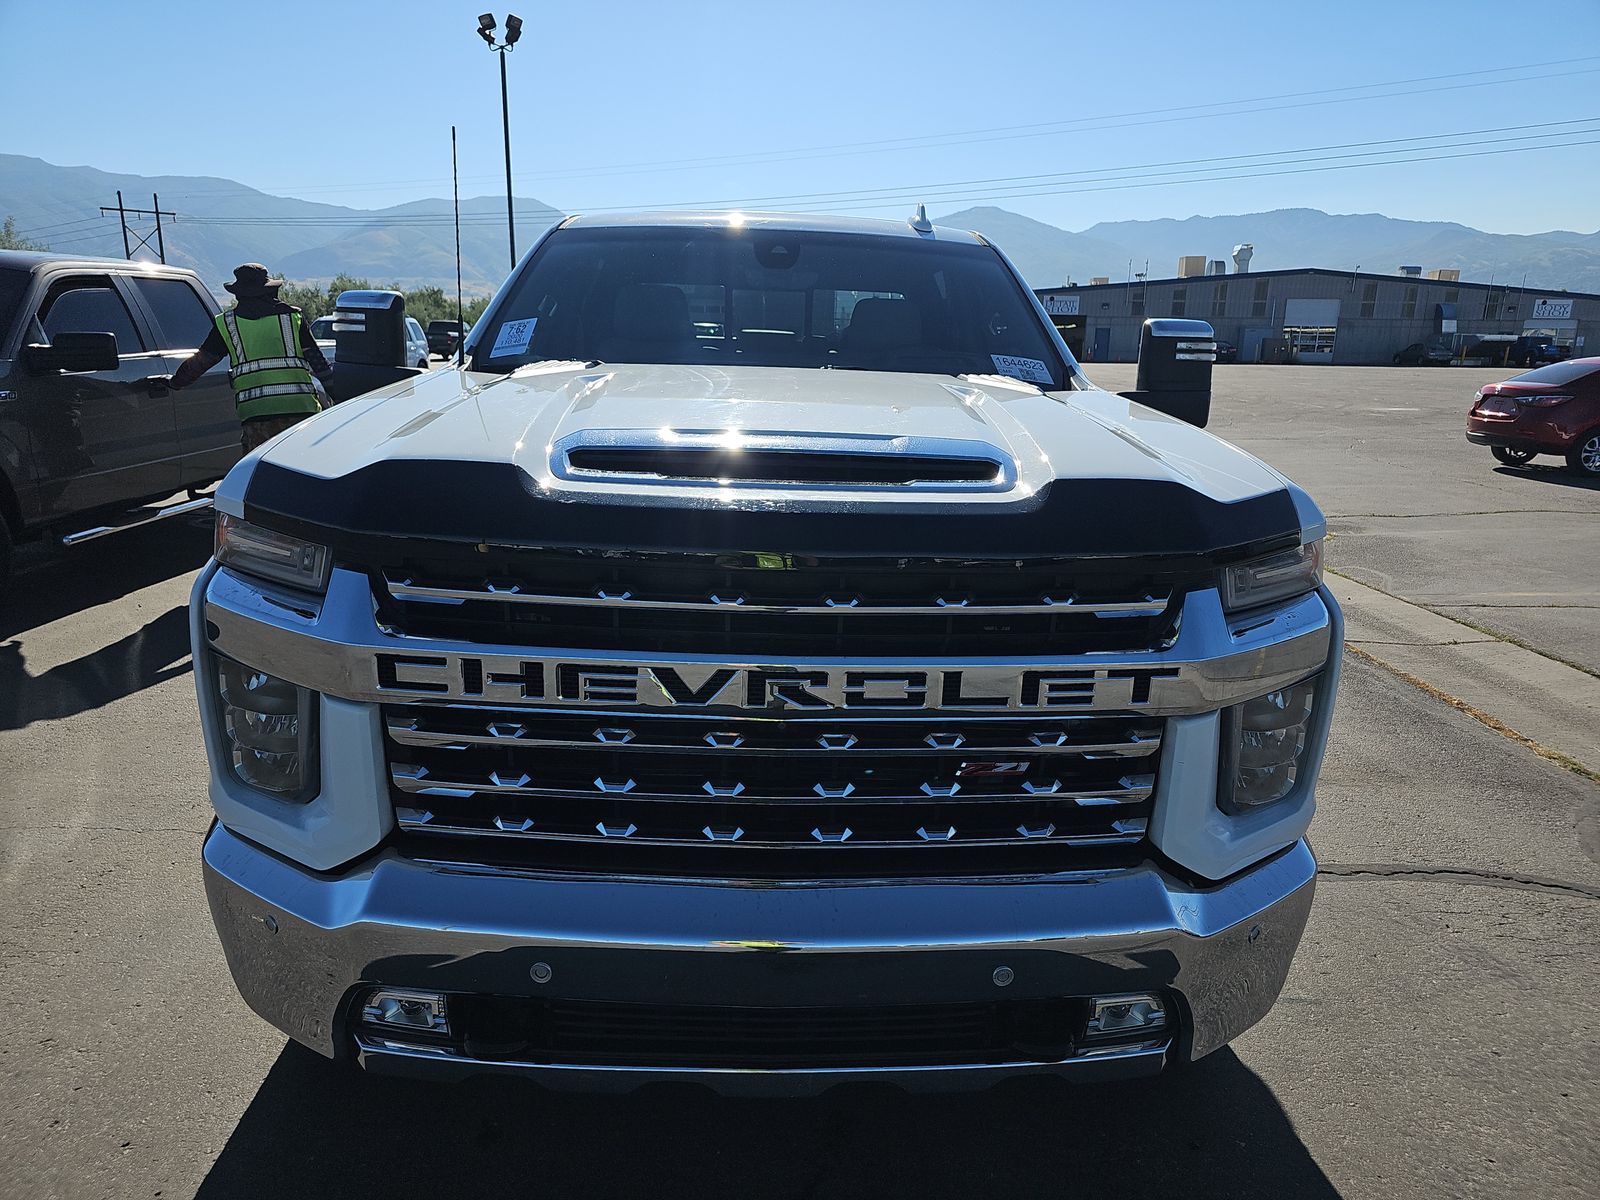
[1120,318,1214,427]
[22,331,120,375]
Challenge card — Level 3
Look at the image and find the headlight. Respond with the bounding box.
[1219,674,1318,813]
[216,656,319,802]
[215,512,331,592]
[1221,539,1323,612]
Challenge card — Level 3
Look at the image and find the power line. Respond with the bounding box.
[155,122,1600,229]
[85,55,1600,205]
[519,66,1600,186]
[11,214,110,237]
[25,133,1596,260]
[765,135,1600,215]
[596,118,1600,213]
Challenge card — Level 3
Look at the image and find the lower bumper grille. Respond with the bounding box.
[429,996,1090,1068]
[384,704,1161,876]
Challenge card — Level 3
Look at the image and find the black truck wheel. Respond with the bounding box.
[1492,446,1536,466]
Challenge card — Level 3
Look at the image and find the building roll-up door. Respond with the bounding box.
[1283,298,1341,364]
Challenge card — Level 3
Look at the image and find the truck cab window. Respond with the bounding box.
[39,280,143,353]
[130,276,214,351]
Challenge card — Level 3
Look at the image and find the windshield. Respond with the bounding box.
[310,317,335,340]
[472,225,1071,387]
[1509,360,1595,387]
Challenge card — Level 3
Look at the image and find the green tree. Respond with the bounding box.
[0,215,47,251]
[278,281,331,320]
[400,286,451,326]
[274,276,491,334]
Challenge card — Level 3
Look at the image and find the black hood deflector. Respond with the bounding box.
[243,459,1300,562]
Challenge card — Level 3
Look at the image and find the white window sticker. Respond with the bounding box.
[490,317,538,357]
[990,354,1053,385]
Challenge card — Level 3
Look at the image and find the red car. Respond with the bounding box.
[1466,358,1600,477]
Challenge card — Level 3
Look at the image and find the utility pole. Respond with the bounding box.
[100,191,176,263]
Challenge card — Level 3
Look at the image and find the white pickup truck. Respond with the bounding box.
[192,210,1340,1092]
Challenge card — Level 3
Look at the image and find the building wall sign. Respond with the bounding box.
[1043,295,1081,316]
[1532,298,1574,320]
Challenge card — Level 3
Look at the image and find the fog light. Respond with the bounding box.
[362,989,449,1034]
[1085,993,1167,1038]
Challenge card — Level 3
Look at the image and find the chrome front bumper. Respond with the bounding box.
[202,823,1317,1094]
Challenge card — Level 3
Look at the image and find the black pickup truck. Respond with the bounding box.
[0,251,241,589]
[425,318,470,359]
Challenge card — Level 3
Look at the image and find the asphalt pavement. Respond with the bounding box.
[1089,363,1600,675]
[1,365,1596,1199]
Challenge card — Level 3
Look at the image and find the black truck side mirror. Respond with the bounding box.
[1120,318,1215,427]
[325,289,422,404]
[22,331,120,374]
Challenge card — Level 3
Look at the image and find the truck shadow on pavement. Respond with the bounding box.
[0,606,191,731]
[0,517,211,643]
[1490,465,1600,491]
[0,520,209,730]
[196,1042,1341,1199]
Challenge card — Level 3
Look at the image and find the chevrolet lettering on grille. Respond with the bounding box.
[373,652,1183,711]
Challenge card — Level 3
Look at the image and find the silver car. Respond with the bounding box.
[308,315,431,370]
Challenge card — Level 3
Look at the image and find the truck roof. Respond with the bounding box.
[0,248,203,277]
[560,209,988,244]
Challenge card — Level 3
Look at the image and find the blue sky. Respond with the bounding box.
[1,0,1597,233]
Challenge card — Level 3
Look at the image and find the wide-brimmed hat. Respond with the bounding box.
[224,263,283,297]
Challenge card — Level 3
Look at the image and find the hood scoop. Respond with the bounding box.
[553,429,1017,492]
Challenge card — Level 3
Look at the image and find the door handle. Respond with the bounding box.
[142,374,172,398]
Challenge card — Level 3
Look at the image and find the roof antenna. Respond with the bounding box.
[908,203,933,234]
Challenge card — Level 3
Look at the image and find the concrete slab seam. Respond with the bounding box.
[1317,863,1600,901]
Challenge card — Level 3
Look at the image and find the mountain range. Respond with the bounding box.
[0,155,561,294]
[5,154,1598,296]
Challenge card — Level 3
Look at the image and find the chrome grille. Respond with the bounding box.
[370,549,1193,657]
[384,704,1161,876]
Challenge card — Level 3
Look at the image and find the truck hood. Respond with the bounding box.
[231,362,1309,559]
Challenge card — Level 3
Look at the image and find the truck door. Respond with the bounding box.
[27,274,180,521]
[126,274,240,487]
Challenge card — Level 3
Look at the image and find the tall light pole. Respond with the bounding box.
[477,12,522,269]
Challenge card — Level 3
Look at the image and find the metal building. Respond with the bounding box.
[1036,268,1600,365]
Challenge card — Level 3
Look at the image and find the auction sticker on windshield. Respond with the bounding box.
[490,318,538,357]
[990,354,1053,385]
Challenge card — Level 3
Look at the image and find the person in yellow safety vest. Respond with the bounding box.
[169,263,334,452]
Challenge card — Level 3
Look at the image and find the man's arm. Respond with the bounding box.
[170,325,228,390]
[297,317,333,379]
